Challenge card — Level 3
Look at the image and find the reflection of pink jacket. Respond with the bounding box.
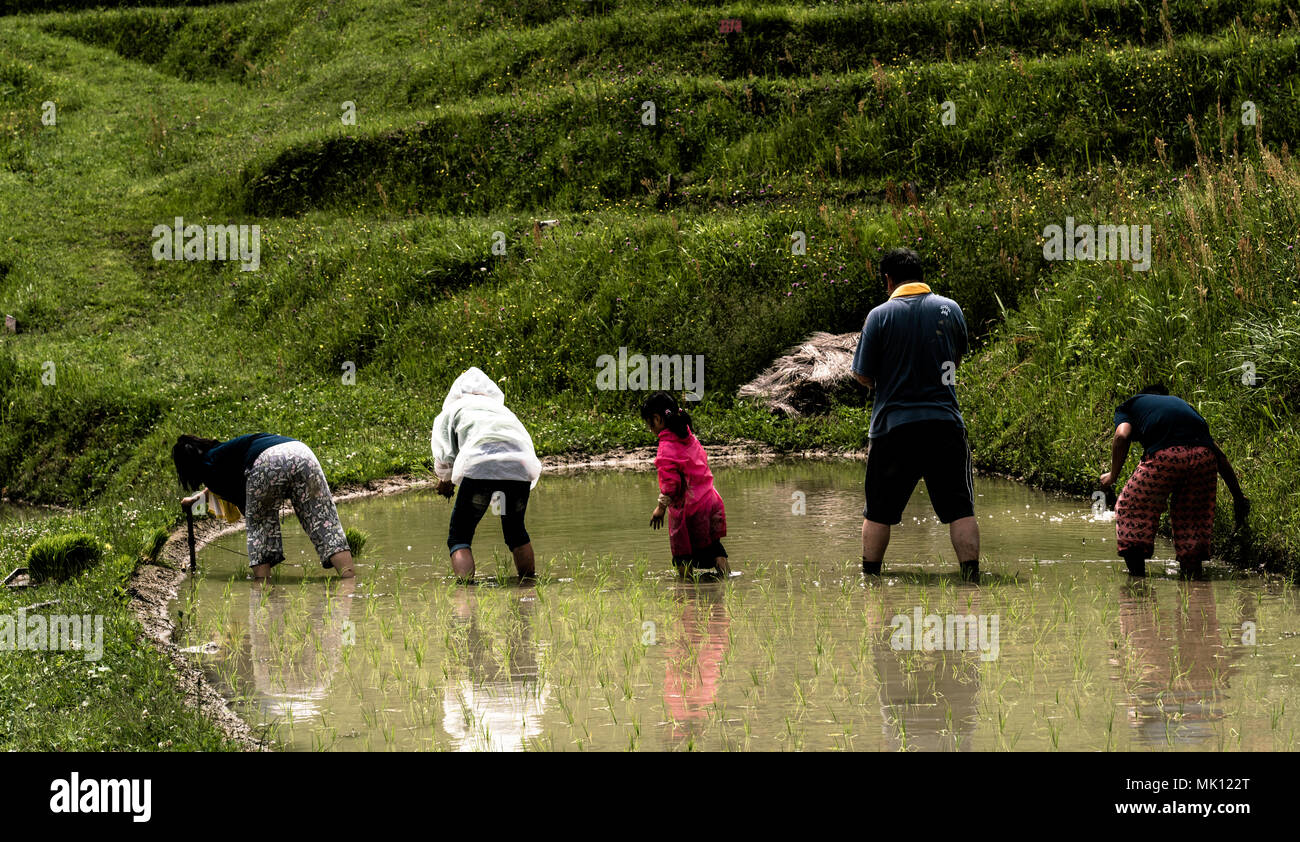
[655,427,716,512]
[663,602,730,738]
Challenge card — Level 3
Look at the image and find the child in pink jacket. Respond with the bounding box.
[642,392,730,576]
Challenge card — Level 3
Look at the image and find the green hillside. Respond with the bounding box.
[1,0,1297,748]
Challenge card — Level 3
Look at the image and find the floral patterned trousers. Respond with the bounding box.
[245,442,349,568]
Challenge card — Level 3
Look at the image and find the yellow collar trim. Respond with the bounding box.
[889,282,932,299]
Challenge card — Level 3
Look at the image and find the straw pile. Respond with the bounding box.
[737,331,869,417]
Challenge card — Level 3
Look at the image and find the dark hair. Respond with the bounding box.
[172,434,220,492]
[640,391,693,439]
[1139,383,1169,395]
[879,247,923,287]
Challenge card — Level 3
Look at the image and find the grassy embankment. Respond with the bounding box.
[1,0,1297,748]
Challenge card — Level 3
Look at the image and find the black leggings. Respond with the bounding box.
[447,477,531,553]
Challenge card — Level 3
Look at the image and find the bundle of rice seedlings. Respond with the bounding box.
[345,527,369,557]
[26,533,104,583]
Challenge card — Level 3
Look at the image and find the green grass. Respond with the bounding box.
[963,149,1300,568]
[0,507,237,750]
[227,36,1300,217]
[0,0,1297,749]
[26,531,103,582]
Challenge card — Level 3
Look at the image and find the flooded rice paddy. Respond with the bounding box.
[174,460,1300,751]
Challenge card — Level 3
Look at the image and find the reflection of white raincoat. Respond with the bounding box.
[431,367,542,488]
[442,679,551,752]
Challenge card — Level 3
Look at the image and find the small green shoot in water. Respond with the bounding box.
[345,527,369,557]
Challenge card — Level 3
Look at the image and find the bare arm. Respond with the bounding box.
[853,314,876,391]
[1210,440,1251,526]
[1209,440,1245,500]
[1099,422,1132,489]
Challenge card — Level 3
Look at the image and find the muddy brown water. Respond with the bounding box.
[174,460,1300,751]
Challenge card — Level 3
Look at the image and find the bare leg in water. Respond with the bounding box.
[862,516,981,580]
[328,549,355,578]
[253,549,354,582]
[451,543,535,581]
[862,518,890,570]
[949,517,980,576]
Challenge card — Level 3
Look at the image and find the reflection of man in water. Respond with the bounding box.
[1112,581,1249,747]
[246,579,355,723]
[662,583,730,747]
[441,586,550,751]
[865,592,984,751]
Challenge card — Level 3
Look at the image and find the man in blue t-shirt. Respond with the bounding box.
[852,247,980,582]
[1100,384,1249,578]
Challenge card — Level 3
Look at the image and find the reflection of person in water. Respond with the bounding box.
[245,579,355,722]
[662,582,730,746]
[864,592,984,751]
[441,586,550,751]
[1112,581,1249,747]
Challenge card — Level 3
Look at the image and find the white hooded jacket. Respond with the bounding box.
[431,367,542,488]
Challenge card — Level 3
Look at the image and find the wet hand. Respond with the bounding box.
[436,479,455,498]
[650,505,665,530]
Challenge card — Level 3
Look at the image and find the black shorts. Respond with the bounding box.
[863,419,975,525]
[448,477,531,553]
[672,541,728,570]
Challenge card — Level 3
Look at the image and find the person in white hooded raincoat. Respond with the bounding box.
[432,367,543,579]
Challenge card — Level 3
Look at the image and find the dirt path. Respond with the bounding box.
[130,442,864,750]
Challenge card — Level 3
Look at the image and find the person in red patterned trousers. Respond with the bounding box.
[1099,384,1250,579]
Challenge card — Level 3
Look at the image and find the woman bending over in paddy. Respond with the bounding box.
[173,433,354,580]
[432,367,542,581]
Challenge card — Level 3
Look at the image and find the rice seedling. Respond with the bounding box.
[25,533,104,584]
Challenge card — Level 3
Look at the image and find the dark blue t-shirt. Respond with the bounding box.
[1114,394,1214,457]
[202,433,295,511]
[852,288,968,438]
